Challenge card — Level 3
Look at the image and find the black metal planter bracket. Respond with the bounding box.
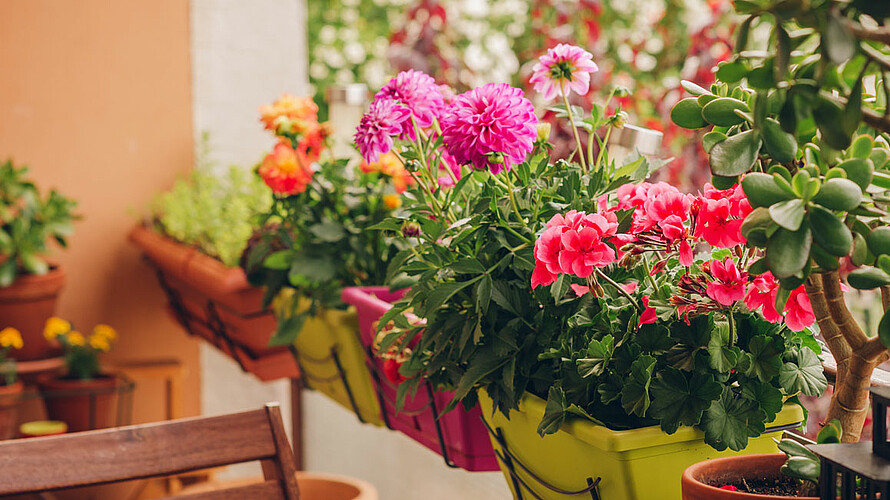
[288,344,368,424]
[481,418,601,500]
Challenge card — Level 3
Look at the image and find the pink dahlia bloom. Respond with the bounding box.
[375,70,445,140]
[441,83,537,175]
[705,258,746,306]
[529,43,599,101]
[355,98,412,163]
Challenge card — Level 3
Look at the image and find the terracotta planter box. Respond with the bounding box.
[0,266,65,361]
[37,374,132,433]
[129,225,298,381]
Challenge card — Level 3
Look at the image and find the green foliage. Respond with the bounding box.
[151,141,271,267]
[0,160,77,287]
[777,418,842,494]
[671,0,890,322]
[244,158,405,345]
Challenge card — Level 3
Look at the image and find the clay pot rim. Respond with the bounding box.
[0,380,24,393]
[682,453,818,500]
[37,373,120,388]
[0,265,65,299]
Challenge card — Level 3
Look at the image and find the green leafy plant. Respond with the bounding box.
[150,138,272,267]
[671,0,890,443]
[776,419,842,496]
[0,160,77,287]
[243,95,406,346]
[363,45,826,452]
[43,317,116,380]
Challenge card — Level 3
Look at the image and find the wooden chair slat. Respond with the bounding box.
[158,480,286,500]
[0,404,298,499]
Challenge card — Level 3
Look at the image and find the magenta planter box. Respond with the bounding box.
[341,286,499,472]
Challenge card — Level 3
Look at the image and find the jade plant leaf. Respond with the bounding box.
[709,130,762,177]
[766,225,812,278]
[768,199,805,231]
[649,368,722,434]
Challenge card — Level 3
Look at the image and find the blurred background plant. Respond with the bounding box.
[149,134,272,267]
[307,0,738,189]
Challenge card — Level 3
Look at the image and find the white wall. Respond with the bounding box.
[189,1,512,497]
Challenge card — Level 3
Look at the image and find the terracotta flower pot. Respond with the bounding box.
[129,226,297,381]
[0,266,65,360]
[179,471,378,500]
[37,374,124,432]
[0,381,24,439]
[682,454,819,499]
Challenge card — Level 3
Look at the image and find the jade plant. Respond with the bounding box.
[362,46,825,451]
[670,0,890,442]
[150,135,272,267]
[775,419,843,496]
[0,160,77,287]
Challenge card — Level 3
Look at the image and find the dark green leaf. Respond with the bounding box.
[779,347,828,397]
[649,369,722,434]
[709,130,762,177]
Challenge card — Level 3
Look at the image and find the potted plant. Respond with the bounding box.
[0,160,77,360]
[243,93,408,425]
[37,317,123,432]
[362,44,823,498]
[668,0,890,447]
[128,137,296,380]
[0,327,23,439]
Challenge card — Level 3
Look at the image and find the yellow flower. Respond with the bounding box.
[0,328,23,350]
[67,331,85,347]
[92,324,117,342]
[89,335,110,352]
[44,317,71,340]
[383,194,402,210]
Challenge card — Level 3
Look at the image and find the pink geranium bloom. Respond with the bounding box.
[745,272,782,323]
[441,83,537,174]
[354,98,412,163]
[639,295,657,327]
[375,70,445,140]
[531,261,559,288]
[784,287,815,331]
[534,226,566,276]
[531,211,619,287]
[679,240,694,266]
[616,183,651,210]
[695,198,746,248]
[706,258,746,306]
[559,226,617,278]
[529,44,599,101]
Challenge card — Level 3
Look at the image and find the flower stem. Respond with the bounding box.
[594,268,642,312]
[561,88,589,173]
[594,125,613,172]
[503,174,529,229]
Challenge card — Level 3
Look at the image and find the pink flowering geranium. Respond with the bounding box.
[705,258,747,306]
[694,183,751,248]
[529,43,599,101]
[374,70,445,140]
[744,271,816,332]
[532,210,619,287]
[441,83,538,175]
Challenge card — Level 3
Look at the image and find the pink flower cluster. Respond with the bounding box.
[529,44,599,101]
[531,180,816,332]
[355,72,538,176]
[440,83,538,175]
[745,272,815,332]
[531,210,619,288]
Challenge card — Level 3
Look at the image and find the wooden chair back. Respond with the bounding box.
[0,403,300,500]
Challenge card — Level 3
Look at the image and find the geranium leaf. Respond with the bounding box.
[740,379,784,421]
[702,388,767,451]
[538,385,568,436]
[620,355,656,417]
[745,335,784,383]
[577,334,614,378]
[779,346,828,396]
[708,333,741,373]
[649,368,722,434]
[666,315,712,371]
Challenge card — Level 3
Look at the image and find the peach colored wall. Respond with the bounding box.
[0,0,200,419]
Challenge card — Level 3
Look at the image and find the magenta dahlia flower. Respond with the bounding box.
[375,70,445,140]
[529,44,599,101]
[354,98,411,163]
[440,83,537,174]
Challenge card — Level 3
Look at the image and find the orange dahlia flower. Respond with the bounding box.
[259,142,313,196]
[359,151,413,193]
[259,94,319,134]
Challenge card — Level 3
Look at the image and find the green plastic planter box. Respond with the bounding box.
[479,390,803,500]
[291,304,383,426]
